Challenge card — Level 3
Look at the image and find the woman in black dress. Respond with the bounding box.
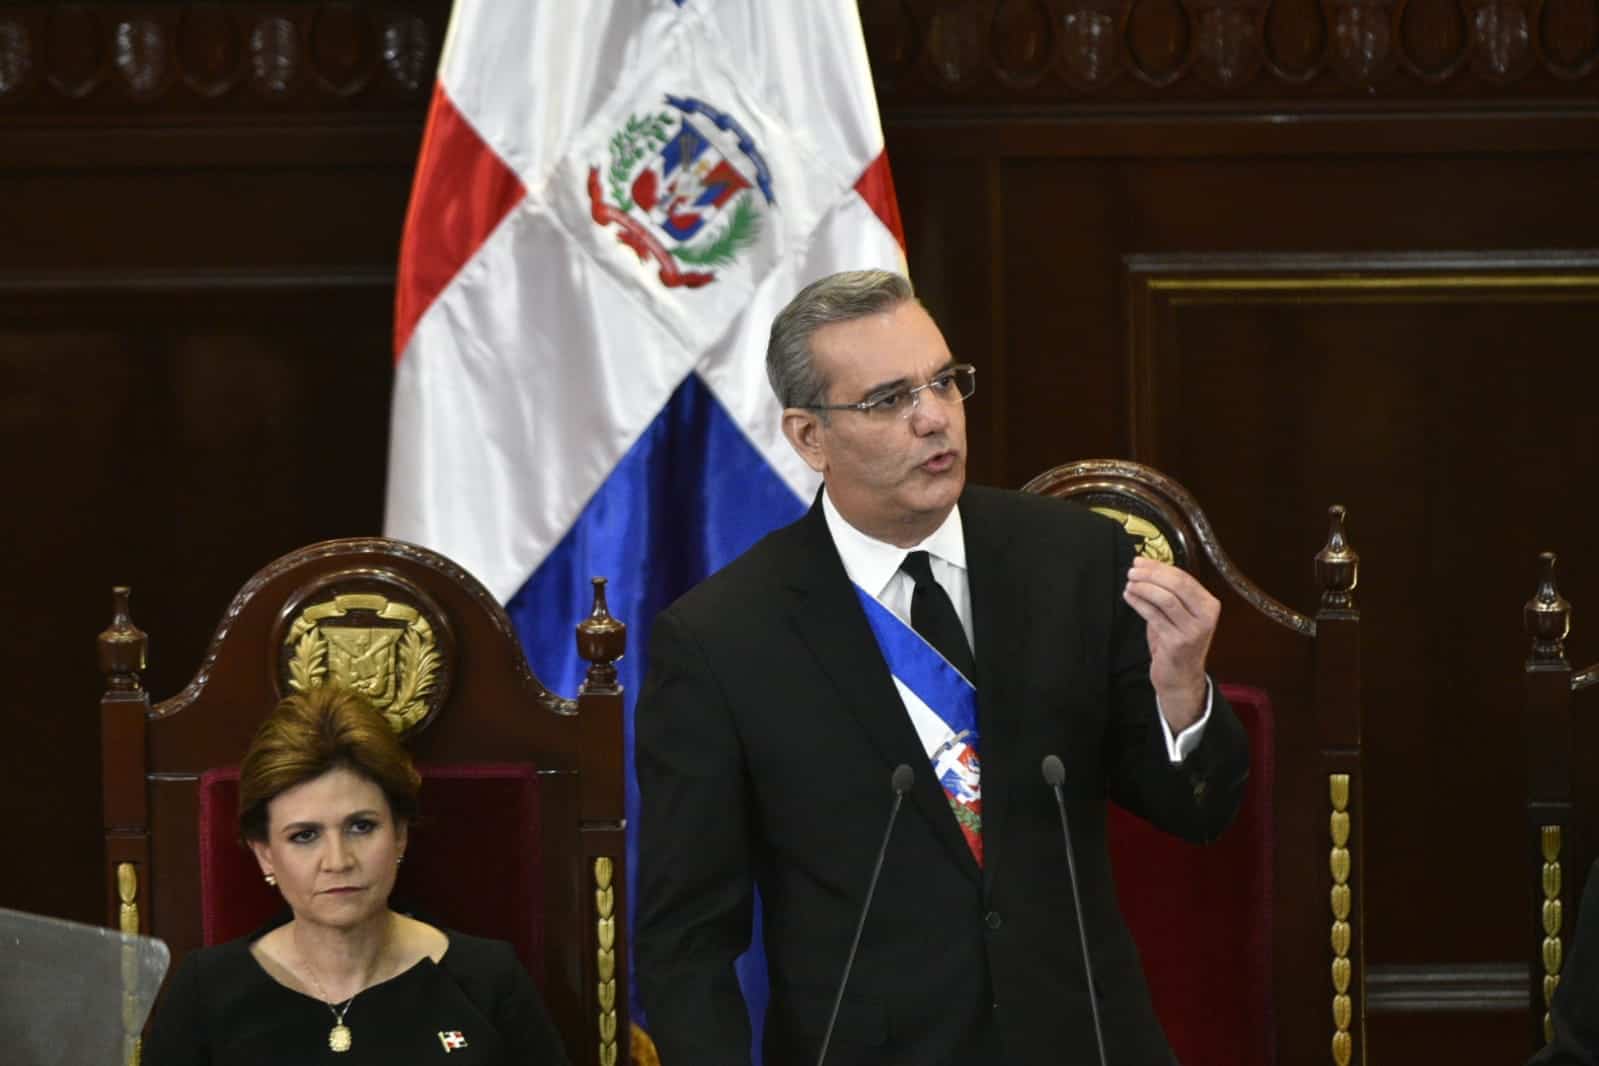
[145,684,569,1065]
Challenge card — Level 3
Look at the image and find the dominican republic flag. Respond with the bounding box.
[384,0,905,1054]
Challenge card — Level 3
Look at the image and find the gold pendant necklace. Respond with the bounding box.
[294,917,392,1055]
[326,998,355,1053]
[300,954,360,1054]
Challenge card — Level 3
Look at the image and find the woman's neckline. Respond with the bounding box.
[245,916,453,1004]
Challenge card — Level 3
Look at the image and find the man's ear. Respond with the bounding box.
[781,409,828,474]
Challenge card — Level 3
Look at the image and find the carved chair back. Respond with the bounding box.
[96,537,629,1066]
[1022,459,1363,1066]
[1523,551,1599,1051]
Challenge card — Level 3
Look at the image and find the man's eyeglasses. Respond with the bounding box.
[799,364,977,421]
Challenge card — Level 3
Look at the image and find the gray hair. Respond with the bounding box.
[765,269,916,410]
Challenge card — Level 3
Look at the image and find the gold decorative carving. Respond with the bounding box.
[1329,774,1354,1066]
[595,857,619,1066]
[1541,824,1563,1043]
[283,592,441,736]
[1090,506,1175,564]
[117,862,142,1066]
[117,861,138,934]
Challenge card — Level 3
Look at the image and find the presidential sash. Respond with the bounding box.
[853,586,983,864]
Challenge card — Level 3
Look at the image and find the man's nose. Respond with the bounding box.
[907,389,949,433]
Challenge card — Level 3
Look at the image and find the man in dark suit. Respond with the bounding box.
[634,270,1249,1066]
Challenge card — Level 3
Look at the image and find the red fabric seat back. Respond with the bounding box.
[198,763,545,980]
[1107,682,1275,1066]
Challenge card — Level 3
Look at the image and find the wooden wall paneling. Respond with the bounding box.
[0,272,398,923]
[0,0,447,926]
[899,152,1009,486]
[998,157,1131,480]
[1120,252,1599,1060]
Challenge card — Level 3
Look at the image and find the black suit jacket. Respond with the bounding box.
[635,485,1250,1066]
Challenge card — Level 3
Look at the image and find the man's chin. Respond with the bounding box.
[909,469,965,513]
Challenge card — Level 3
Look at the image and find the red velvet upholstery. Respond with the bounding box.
[198,763,546,982]
[1107,683,1274,1066]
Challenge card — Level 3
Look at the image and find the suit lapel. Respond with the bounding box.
[782,496,982,886]
[962,487,1029,890]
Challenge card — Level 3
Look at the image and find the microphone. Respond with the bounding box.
[816,763,915,1066]
[1041,754,1109,1066]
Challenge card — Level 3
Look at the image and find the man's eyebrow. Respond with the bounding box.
[858,375,911,400]
[857,361,958,400]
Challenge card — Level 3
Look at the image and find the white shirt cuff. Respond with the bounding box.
[1156,676,1213,763]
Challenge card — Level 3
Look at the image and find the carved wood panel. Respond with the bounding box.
[3,2,1595,114]
[0,2,441,115]
[863,0,1599,97]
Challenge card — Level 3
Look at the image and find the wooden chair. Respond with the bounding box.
[96,537,629,1066]
[1524,550,1599,1050]
[1023,458,1364,1066]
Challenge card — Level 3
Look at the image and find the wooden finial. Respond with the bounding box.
[97,586,148,694]
[577,577,626,695]
[1525,551,1571,666]
[1315,505,1359,613]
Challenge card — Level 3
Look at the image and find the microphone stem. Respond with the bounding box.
[816,791,905,1066]
[1051,783,1109,1066]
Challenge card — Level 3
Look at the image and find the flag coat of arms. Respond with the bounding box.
[386,0,905,1052]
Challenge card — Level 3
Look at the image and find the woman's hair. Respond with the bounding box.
[237,684,421,843]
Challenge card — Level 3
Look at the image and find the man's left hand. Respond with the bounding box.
[1122,555,1219,733]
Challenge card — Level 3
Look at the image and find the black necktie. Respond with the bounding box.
[900,550,976,682]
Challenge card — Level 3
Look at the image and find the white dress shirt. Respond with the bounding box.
[821,487,1210,762]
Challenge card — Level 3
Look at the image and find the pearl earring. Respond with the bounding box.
[264,873,276,887]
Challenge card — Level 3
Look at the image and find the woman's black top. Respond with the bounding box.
[144,927,570,1065]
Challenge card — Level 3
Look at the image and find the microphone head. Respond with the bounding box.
[1041,754,1066,787]
[890,764,915,795]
